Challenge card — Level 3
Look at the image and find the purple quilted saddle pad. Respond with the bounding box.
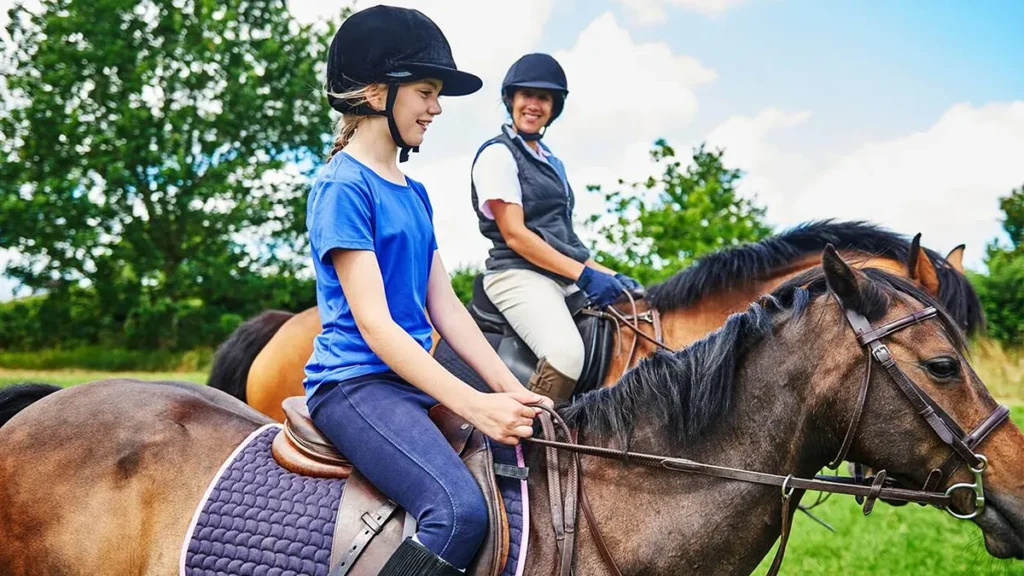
[180,425,344,576]
[180,425,530,576]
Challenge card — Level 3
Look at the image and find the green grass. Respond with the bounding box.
[0,346,212,372]
[0,368,207,387]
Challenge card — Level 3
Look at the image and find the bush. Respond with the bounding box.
[971,252,1024,346]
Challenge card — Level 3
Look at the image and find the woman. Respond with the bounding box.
[306,7,550,574]
[471,53,642,402]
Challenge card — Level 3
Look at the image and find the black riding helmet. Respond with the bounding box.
[327,5,483,161]
[501,53,568,141]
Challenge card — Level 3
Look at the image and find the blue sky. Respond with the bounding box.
[2,0,1023,300]
[547,0,1024,151]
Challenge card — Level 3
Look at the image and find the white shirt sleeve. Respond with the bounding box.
[471,143,522,220]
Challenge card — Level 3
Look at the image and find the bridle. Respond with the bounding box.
[525,297,1011,576]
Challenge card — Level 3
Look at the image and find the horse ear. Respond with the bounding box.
[907,233,941,297]
[822,244,862,309]
[946,244,966,274]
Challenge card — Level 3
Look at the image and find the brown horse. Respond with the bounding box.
[208,221,983,421]
[1,252,1020,575]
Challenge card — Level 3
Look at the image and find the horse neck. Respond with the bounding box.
[528,326,840,575]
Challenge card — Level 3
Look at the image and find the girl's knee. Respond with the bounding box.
[452,485,489,545]
[423,484,488,567]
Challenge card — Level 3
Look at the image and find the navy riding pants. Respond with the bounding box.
[307,372,487,569]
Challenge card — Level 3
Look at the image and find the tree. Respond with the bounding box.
[0,0,341,334]
[997,184,1024,253]
[586,140,772,284]
[973,183,1024,345]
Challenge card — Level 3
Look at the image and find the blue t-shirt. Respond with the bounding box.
[303,152,438,398]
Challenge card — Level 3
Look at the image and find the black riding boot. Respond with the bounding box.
[377,538,463,576]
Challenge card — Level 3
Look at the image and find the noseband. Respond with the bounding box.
[525,299,1010,576]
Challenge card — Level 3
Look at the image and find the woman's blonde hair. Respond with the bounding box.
[325,84,383,159]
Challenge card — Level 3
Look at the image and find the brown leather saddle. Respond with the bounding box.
[271,397,512,576]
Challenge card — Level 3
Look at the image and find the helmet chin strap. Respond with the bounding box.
[519,126,545,141]
[370,82,419,162]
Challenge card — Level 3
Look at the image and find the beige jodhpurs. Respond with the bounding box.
[482,268,584,381]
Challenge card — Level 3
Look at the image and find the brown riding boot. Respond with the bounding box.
[527,358,578,403]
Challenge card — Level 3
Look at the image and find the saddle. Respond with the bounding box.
[271,397,513,576]
[467,274,616,395]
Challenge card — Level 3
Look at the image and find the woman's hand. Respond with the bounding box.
[460,390,548,445]
[614,272,644,292]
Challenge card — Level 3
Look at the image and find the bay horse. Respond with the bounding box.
[208,221,982,422]
[0,250,1019,575]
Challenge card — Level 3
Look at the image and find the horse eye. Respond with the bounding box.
[922,357,960,381]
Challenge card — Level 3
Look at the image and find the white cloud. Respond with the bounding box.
[552,12,715,170]
[706,108,815,210]
[705,102,1024,269]
[615,0,747,25]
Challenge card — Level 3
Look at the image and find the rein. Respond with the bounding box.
[603,289,672,380]
[525,300,1010,576]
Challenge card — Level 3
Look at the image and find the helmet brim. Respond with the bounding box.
[504,80,568,95]
[397,63,483,96]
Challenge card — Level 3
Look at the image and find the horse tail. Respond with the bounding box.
[0,383,62,430]
[207,310,294,403]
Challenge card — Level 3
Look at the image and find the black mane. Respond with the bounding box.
[644,220,984,334]
[564,267,966,450]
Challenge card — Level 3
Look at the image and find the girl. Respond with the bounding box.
[471,53,643,402]
[305,7,550,574]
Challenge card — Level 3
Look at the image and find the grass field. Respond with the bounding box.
[0,368,207,386]
[1,368,1022,574]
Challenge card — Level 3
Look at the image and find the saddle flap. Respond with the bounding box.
[328,430,509,576]
[428,404,475,456]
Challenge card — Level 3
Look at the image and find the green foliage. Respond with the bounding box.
[973,183,1024,346]
[586,140,772,284]
[449,266,480,305]
[0,0,341,344]
[998,183,1024,251]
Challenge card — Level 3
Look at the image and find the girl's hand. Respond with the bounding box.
[501,384,554,412]
[460,391,542,445]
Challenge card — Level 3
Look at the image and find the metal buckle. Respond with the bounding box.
[872,344,892,363]
[361,511,385,533]
[944,454,988,520]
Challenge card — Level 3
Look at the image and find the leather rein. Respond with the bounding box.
[602,289,672,370]
[526,300,1010,576]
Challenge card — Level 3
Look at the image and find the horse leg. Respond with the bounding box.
[0,380,267,575]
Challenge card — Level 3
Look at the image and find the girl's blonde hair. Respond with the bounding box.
[325,84,383,159]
